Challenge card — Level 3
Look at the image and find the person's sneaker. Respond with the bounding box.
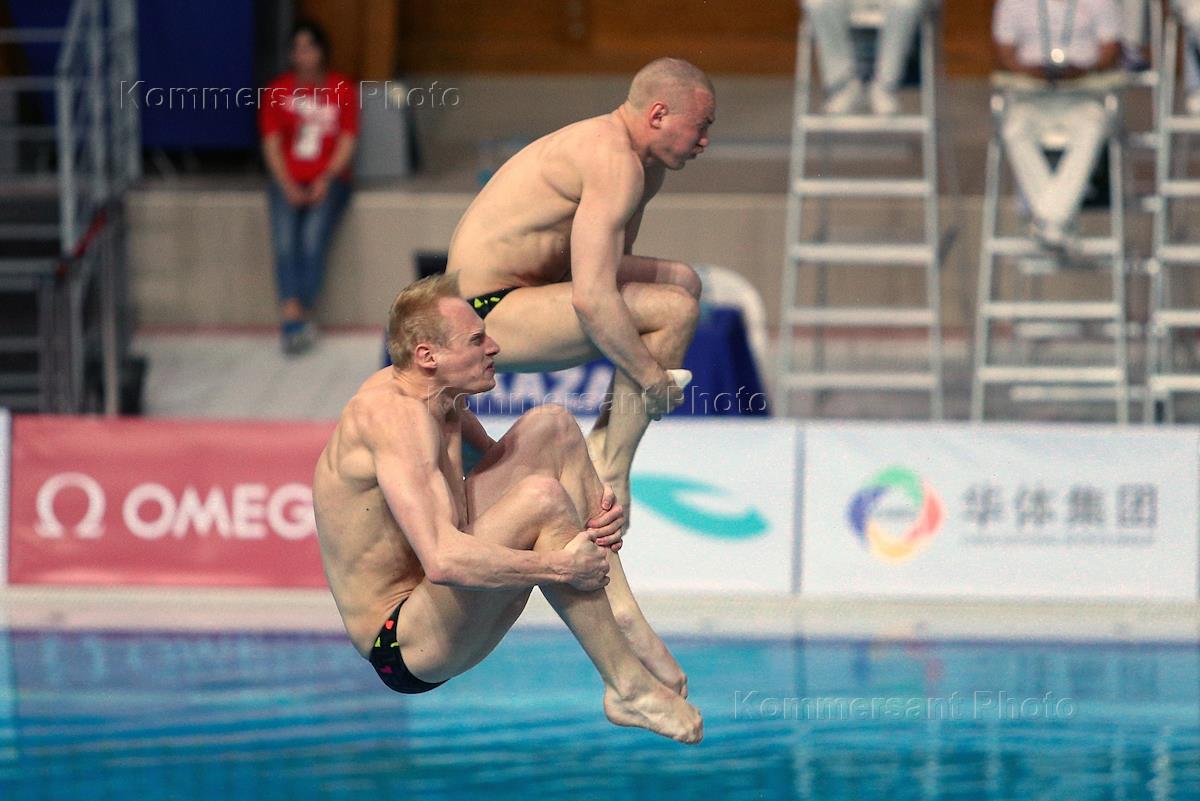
[298,321,319,350]
[1059,231,1086,265]
[1031,219,1060,248]
[281,319,312,356]
[869,83,900,115]
[1030,219,1068,255]
[1186,90,1200,116]
[1122,45,1151,73]
[824,78,865,115]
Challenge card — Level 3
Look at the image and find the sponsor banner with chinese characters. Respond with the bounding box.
[800,424,1200,600]
[480,417,799,593]
[8,416,334,587]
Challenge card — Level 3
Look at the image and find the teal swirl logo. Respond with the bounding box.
[632,474,768,540]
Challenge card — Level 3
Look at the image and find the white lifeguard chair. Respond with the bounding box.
[776,0,948,419]
[970,71,1133,422]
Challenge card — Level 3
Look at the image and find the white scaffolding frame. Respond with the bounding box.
[776,3,946,419]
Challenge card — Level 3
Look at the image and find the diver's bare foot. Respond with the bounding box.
[603,682,703,744]
[620,619,688,697]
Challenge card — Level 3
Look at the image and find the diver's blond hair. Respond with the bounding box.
[386,273,461,369]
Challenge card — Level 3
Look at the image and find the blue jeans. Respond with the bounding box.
[268,178,351,310]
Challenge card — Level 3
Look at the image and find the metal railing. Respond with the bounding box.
[56,0,140,254]
[50,0,139,414]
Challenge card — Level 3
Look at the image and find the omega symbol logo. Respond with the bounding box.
[35,472,106,539]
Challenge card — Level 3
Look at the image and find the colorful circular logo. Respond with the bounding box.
[846,467,943,562]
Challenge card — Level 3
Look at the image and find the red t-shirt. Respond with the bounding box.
[259,71,359,184]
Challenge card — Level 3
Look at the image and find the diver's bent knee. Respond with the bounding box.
[516,474,577,523]
[664,283,701,326]
[519,403,582,445]
[523,402,573,424]
[496,475,575,550]
[673,261,702,300]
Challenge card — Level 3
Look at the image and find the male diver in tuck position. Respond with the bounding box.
[447,57,716,695]
[313,274,703,743]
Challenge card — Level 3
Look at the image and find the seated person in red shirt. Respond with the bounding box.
[259,20,358,354]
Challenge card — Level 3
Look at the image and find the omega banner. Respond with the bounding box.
[7,416,335,587]
[800,423,1200,600]
[1,408,10,584]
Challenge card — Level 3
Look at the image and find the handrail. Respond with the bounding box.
[0,28,65,44]
[66,208,108,264]
[46,0,139,414]
[54,0,89,78]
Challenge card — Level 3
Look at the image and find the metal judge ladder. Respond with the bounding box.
[1145,9,1200,421]
[970,74,1130,423]
[777,3,944,419]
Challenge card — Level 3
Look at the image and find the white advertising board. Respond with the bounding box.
[483,416,799,593]
[801,423,1200,600]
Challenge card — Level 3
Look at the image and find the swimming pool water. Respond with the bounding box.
[0,627,1197,801]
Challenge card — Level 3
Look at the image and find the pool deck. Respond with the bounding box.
[1,585,1197,644]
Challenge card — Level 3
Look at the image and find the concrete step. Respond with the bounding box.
[789,242,933,265]
[0,237,60,259]
[0,288,44,339]
[781,370,936,390]
[0,200,60,226]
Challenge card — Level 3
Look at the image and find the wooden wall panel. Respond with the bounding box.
[302,0,1000,78]
[394,0,800,74]
[944,0,999,77]
[298,0,398,80]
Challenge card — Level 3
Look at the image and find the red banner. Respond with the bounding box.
[9,416,336,587]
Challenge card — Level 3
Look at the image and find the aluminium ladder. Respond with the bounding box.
[777,2,944,419]
[1128,0,1165,216]
[0,0,140,413]
[971,72,1130,422]
[1145,9,1200,421]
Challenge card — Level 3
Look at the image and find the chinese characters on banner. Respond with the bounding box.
[801,424,1200,600]
[960,482,1158,543]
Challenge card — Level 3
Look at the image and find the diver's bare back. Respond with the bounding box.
[447,112,661,296]
[313,368,463,657]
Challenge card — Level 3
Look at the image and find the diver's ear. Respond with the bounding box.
[414,342,437,369]
[648,101,669,129]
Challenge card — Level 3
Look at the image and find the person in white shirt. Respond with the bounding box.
[803,0,928,115]
[994,0,1123,249]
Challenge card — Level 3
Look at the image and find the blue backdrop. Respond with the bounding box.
[136,0,258,149]
[7,0,258,149]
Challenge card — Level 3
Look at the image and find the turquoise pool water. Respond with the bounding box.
[1,628,1197,800]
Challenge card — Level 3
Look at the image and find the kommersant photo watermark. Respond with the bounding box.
[447,385,770,417]
[119,80,460,111]
[733,690,1078,723]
